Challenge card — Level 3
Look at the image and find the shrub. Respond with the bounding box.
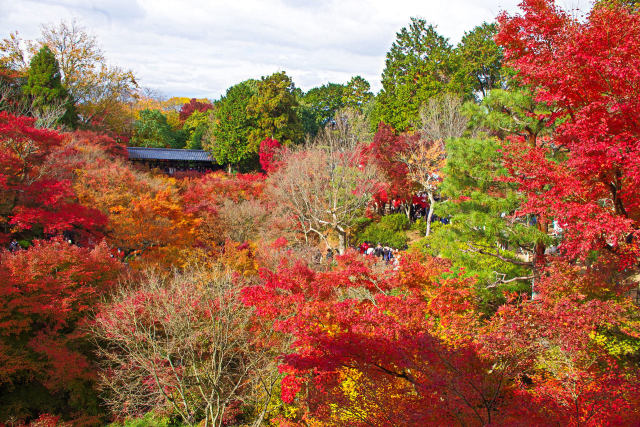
[358,223,407,248]
[411,218,427,234]
[107,412,178,427]
[355,213,409,248]
[379,213,410,231]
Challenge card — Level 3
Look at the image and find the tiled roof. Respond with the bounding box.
[127,147,214,162]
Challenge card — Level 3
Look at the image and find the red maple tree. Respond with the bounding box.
[258,137,283,174]
[242,252,529,425]
[0,113,107,244]
[178,98,213,122]
[497,0,640,270]
[365,123,417,214]
[0,238,124,423]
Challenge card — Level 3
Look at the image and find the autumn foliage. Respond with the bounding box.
[2,1,640,426]
[0,239,123,423]
[242,252,508,425]
[366,123,415,209]
[485,258,640,424]
[497,0,640,269]
[258,137,282,174]
[0,113,106,244]
[178,97,213,122]
[242,252,640,425]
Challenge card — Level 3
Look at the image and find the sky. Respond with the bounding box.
[1,0,593,100]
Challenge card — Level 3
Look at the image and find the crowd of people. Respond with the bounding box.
[358,241,401,268]
[385,193,451,225]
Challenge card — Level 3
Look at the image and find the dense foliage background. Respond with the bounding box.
[1,0,640,425]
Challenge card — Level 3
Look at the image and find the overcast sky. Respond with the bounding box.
[1,0,592,100]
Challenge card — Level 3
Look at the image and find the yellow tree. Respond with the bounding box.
[38,21,138,131]
[399,138,446,236]
[160,97,188,129]
[132,95,187,122]
[0,32,31,72]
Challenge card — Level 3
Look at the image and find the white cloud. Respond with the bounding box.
[0,0,593,99]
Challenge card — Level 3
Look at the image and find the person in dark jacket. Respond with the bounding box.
[9,239,20,252]
[326,248,334,262]
[374,243,383,257]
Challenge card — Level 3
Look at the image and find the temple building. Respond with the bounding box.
[126,147,218,174]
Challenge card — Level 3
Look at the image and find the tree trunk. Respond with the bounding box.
[337,229,347,254]
[532,214,548,298]
[531,275,537,299]
[425,192,436,237]
[534,215,548,266]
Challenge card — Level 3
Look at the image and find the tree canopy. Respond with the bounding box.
[22,46,75,127]
[452,22,504,99]
[1,2,640,425]
[131,108,185,148]
[206,80,258,170]
[377,18,454,131]
[247,71,304,147]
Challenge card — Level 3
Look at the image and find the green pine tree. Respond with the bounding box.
[425,88,557,313]
[22,45,76,127]
[376,18,455,131]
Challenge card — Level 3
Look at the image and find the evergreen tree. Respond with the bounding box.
[206,80,259,171]
[377,18,454,131]
[247,71,304,147]
[426,89,556,313]
[299,82,345,136]
[463,88,555,144]
[427,136,541,312]
[451,22,504,100]
[22,45,75,127]
[341,75,373,111]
